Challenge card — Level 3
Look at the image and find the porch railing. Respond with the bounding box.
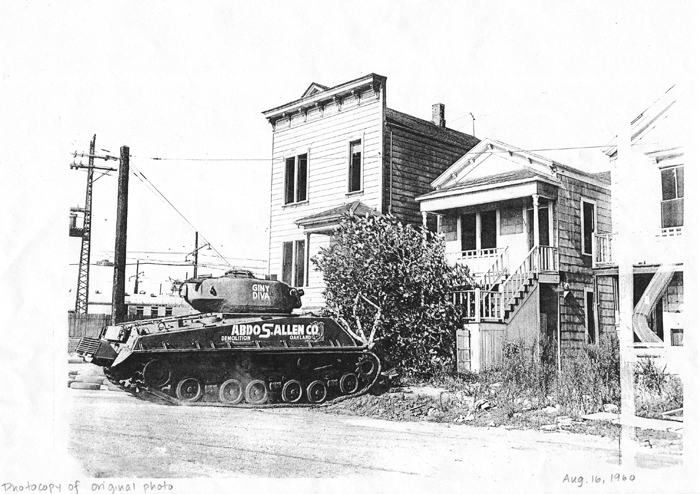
[481,247,509,290]
[501,245,558,310]
[502,246,537,310]
[594,233,615,266]
[451,288,504,322]
[451,245,557,322]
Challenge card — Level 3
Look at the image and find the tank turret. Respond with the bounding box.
[179,270,303,314]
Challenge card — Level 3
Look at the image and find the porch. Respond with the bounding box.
[449,245,559,323]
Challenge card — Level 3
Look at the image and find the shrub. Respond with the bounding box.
[312,213,474,378]
[635,357,683,418]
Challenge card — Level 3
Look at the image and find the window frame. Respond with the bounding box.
[660,164,684,229]
[584,288,597,344]
[580,198,596,256]
[347,137,364,195]
[283,151,310,206]
[281,239,307,287]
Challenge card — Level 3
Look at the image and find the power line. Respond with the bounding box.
[126,142,646,163]
[126,161,234,269]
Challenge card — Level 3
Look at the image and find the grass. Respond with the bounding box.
[321,334,682,448]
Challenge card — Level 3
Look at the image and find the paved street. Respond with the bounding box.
[67,388,686,492]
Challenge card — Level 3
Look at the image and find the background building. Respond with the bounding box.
[263,73,479,307]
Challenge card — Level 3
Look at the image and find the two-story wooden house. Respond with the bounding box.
[595,85,685,375]
[262,73,479,307]
[416,138,612,371]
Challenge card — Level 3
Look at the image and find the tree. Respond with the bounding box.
[312,213,474,378]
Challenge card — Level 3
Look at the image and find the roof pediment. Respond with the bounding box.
[430,138,559,192]
[301,82,329,99]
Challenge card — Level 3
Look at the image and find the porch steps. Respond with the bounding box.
[504,272,538,320]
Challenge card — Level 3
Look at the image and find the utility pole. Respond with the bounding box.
[111,146,130,324]
[194,231,199,278]
[616,114,636,468]
[69,135,117,314]
[130,259,144,295]
[187,231,209,279]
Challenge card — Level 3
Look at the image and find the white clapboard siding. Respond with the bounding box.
[269,92,383,284]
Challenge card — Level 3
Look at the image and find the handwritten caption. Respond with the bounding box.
[2,481,174,494]
[563,473,636,487]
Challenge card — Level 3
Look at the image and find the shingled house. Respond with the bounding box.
[595,85,685,375]
[262,73,478,307]
[416,139,612,371]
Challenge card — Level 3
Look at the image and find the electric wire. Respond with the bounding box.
[126,142,646,163]
[127,161,234,268]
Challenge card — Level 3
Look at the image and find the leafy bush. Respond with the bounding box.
[635,357,683,418]
[312,213,474,378]
[635,357,668,394]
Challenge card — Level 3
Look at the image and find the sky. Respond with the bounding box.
[1,1,695,301]
[0,0,697,483]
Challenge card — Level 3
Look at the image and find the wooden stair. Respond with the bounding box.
[504,272,537,320]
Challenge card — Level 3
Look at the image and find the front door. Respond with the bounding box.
[527,207,550,249]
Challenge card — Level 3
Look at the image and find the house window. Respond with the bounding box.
[282,239,306,287]
[585,290,596,344]
[461,213,477,251]
[136,306,144,318]
[581,200,595,255]
[284,153,308,205]
[660,165,684,228]
[165,307,173,317]
[500,206,523,235]
[480,210,497,249]
[348,140,362,193]
[150,306,159,318]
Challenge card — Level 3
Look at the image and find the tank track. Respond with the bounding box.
[104,350,381,409]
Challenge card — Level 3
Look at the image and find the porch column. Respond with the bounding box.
[421,212,428,247]
[475,212,482,251]
[532,194,540,271]
[549,199,556,269]
[305,232,311,287]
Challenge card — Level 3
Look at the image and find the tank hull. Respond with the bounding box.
[76,312,380,406]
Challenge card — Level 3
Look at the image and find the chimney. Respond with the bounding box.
[432,103,445,127]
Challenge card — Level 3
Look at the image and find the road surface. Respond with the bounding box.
[68,389,685,492]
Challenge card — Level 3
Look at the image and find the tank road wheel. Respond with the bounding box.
[281,380,303,403]
[245,380,268,405]
[176,377,204,402]
[339,373,359,395]
[358,357,377,379]
[219,379,244,405]
[142,360,172,388]
[306,380,328,404]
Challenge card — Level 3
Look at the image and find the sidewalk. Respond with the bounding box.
[582,411,683,434]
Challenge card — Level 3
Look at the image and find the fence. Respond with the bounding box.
[68,313,111,352]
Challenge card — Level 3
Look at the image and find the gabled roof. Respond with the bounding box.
[429,139,560,191]
[294,201,379,230]
[602,85,681,159]
[385,108,479,149]
[417,138,609,203]
[301,82,329,99]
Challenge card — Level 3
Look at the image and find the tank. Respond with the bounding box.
[75,270,381,406]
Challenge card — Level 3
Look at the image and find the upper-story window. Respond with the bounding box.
[660,165,684,228]
[284,153,308,205]
[348,140,362,193]
[581,200,595,255]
